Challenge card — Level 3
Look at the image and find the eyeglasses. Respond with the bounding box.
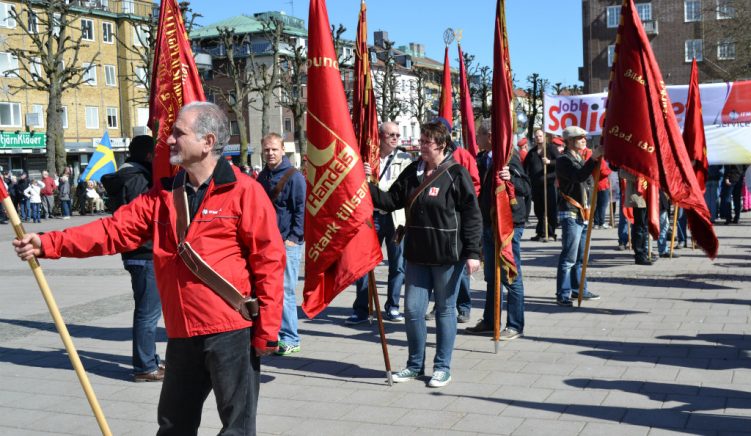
[418,139,436,146]
[385,132,401,138]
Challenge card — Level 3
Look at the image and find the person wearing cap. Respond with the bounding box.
[554,126,602,306]
[525,128,561,241]
[517,137,529,163]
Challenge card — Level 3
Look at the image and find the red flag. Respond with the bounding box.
[458,44,479,157]
[302,0,383,318]
[148,0,205,184]
[491,0,518,281]
[439,46,453,125]
[644,181,660,240]
[352,0,380,179]
[602,0,717,258]
[0,178,8,201]
[683,58,709,192]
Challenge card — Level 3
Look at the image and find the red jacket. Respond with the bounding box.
[598,159,612,191]
[452,146,481,197]
[41,176,56,196]
[40,159,286,350]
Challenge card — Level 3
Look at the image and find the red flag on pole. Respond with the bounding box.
[352,0,380,178]
[683,58,709,192]
[148,0,205,184]
[491,0,518,281]
[439,46,453,125]
[302,0,383,318]
[0,178,9,201]
[602,0,717,259]
[458,43,479,157]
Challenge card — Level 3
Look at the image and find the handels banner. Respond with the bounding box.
[543,80,751,164]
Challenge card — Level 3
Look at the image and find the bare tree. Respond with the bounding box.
[701,0,751,81]
[278,43,307,156]
[407,67,433,125]
[247,16,285,138]
[5,0,100,174]
[525,73,548,139]
[372,39,404,122]
[205,27,253,166]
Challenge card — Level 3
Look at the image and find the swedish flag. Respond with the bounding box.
[80,132,117,182]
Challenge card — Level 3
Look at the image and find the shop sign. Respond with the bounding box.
[0,132,46,149]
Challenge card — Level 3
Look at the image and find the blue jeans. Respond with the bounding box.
[556,214,588,299]
[704,180,719,220]
[456,268,472,316]
[657,210,670,254]
[677,208,687,243]
[482,225,525,332]
[30,202,41,222]
[157,327,260,436]
[19,197,30,220]
[618,202,629,246]
[404,261,463,373]
[61,199,71,217]
[594,189,610,226]
[124,259,163,374]
[353,213,405,316]
[279,242,302,346]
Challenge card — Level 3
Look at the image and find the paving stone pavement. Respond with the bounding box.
[0,212,749,435]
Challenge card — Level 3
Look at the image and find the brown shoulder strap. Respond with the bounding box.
[270,167,297,201]
[405,161,458,220]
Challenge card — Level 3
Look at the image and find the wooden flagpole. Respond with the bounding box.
[577,162,601,308]
[2,197,112,435]
[368,271,392,385]
[493,236,501,354]
[669,205,679,258]
[543,138,550,242]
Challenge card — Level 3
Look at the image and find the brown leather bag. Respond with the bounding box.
[172,173,258,320]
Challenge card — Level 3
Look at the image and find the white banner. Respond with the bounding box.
[543,80,751,164]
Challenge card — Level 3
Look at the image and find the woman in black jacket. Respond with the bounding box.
[367,120,481,388]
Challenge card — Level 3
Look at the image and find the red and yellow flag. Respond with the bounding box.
[302,0,383,318]
[683,58,709,192]
[439,46,453,125]
[148,0,205,184]
[602,0,717,258]
[491,0,518,281]
[352,0,380,178]
[458,43,479,157]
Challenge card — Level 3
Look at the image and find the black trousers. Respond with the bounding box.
[631,207,649,260]
[157,327,260,436]
[532,182,558,237]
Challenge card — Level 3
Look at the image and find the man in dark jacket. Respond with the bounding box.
[525,128,560,241]
[257,133,305,356]
[721,165,745,224]
[466,121,530,339]
[555,126,603,306]
[101,135,164,382]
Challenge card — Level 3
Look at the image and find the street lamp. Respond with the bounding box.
[515,103,528,136]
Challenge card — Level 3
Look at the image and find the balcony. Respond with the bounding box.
[642,20,659,36]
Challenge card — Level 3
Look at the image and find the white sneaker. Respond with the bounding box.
[428,370,452,388]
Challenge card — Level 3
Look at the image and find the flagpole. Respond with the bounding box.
[543,138,549,242]
[669,205,679,258]
[368,270,393,385]
[493,230,501,354]
[2,197,112,436]
[609,183,615,228]
[577,162,601,308]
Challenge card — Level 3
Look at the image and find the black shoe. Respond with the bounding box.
[465,319,493,335]
[635,257,653,265]
[530,235,543,241]
[659,252,680,258]
[556,298,573,307]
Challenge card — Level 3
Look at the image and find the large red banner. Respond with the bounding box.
[458,44,479,157]
[352,0,380,178]
[683,59,709,191]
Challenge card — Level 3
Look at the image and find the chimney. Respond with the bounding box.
[374,30,388,48]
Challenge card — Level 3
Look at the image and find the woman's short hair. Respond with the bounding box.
[421,120,455,153]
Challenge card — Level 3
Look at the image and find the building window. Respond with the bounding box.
[28,11,38,33]
[608,44,616,67]
[229,120,240,136]
[684,0,701,21]
[284,118,292,133]
[106,107,117,128]
[0,52,19,76]
[135,66,147,87]
[61,106,68,129]
[28,104,44,127]
[104,64,116,86]
[717,40,736,60]
[122,0,134,13]
[0,102,21,127]
[636,3,652,21]
[51,13,60,37]
[0,2,16,29]
[685,39,703,62]
[716,0,735,19]
[85,106,99,129]
[606,6,621,28]
[30,57,42,79]
[82,62,96,85]
[102,22,114,43]
[80,18,94,41]
[133,24,149,46]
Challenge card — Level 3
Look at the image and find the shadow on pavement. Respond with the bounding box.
[0,318,167,343]
[0,346,132,381]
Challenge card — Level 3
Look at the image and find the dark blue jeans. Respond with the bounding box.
[124,260,163,374]
[353,213,405,316]
[30,202,41,223]
[556,214,588,299]
[61,199,71,217]
[19,197,30,220]
[720,180,742,222]
[157,327,260,436]
[482,225,525,332]
[618,202,630,246]
[704,180,719,220]
[594,189,610,226]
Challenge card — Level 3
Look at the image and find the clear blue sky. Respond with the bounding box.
[187,0,583,88]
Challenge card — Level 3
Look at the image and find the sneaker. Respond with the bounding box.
[392,368,423,383]
[344,313,369,325]
[601,224,611,229]
[616,244,628,251]
[499,327,522,341]
[428,370,452,388]
[465,319,493,335]
[424,307,436,321]
[556,297,573,307]
[62,216,70,220]
[275,342,301,356]
[134,366,165,382]
[384,309,404,322]
[571,291,600,300]
[635,257,653,265]
[457,312,470,323]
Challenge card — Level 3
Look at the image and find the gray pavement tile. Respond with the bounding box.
[393,408,465,429]
[510,418,585,435]
[482,371,540,387]
[340,404,409,425]
[451,413,524,434]
[390,391,457,411]
[623,366,680,381]
[579,422,649,435]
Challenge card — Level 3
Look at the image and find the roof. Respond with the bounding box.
[191,12,307,40]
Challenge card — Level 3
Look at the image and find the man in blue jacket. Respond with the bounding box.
[257,133,306,355]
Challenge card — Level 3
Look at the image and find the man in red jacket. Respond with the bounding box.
[14,102,286,435]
